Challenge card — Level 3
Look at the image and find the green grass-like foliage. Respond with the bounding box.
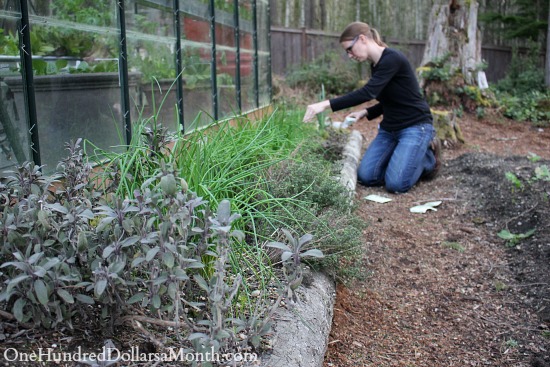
[172,110,312,234]
[86,107,315,307]
[89,106,362,283]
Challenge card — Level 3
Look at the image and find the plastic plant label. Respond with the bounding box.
[410,201,442,213]
[364,194,393,204]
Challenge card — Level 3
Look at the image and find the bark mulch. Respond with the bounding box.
[324,110,550,367]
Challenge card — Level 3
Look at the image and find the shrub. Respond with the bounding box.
[0,140,325,362]
[286,51,361,97]
[419,54,494,113]
[496,90,550,125]
[266,132,365,281]
[417,53,454,83]
[0,143,217,333]
[494,44,545,96]
[489,43,550,125]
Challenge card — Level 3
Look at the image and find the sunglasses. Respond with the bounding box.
[345,35,360,55]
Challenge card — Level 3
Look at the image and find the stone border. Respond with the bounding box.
[259,130,363,367]
[339,130,363,194]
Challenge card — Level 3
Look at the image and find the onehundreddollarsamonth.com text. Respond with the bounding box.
[2,346,258,364]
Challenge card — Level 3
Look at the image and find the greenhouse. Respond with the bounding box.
[0,0,272,174]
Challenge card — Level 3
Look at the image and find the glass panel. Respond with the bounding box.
[126,0,180,132]
[0,1,29,175]
[1,0,272,171]
[257,0,270,107]
[182,44,214,130]
[180,3,215,130]
[258,53,270,107]
[215,0,238,120]
[239,0,255,112]
[29,0,125,173]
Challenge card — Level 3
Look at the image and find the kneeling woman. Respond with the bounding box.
[303,21,440,193]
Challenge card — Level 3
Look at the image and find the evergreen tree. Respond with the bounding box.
[480,0,549,41]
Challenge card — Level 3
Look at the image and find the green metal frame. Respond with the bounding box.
[14,0,270,166]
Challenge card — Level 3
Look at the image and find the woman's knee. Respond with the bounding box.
[385,176,413,193]
[357,168,383,186]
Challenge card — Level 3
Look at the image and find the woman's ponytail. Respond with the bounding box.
[370,28,387,47]
[339,22,387,47]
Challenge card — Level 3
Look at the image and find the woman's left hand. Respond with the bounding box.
[346,110,368,121]
[303,100,331,122]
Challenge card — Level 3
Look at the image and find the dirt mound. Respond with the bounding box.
[449,152,550,327]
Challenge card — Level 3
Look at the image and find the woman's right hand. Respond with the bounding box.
[303,100,331,122]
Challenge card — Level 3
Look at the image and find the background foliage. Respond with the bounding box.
[270,0,549,48]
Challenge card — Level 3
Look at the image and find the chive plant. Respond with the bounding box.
[171,109,321,306]
[87,107,321,314]
[172,110,314,237]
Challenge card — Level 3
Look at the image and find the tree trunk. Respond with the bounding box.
[299,0,305,28]
[421,0,482,85]
[31,0,51,16]
[284,0,291,28]
[420,1,482,147]
[320,0,326,29]
[305,0,312,28]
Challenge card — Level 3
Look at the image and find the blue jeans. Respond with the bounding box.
[357,123,436,193]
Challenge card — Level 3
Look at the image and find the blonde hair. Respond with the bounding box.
[339,22,387,47]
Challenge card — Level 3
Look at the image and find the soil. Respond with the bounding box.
[324,106,550,367]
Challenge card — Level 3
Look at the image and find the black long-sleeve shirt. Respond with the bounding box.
[329,48,432,131]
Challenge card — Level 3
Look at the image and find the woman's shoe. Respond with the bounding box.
[424,138,442,180]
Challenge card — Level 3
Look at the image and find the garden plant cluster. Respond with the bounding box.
[417,46,550,125]
[0,108,364,365]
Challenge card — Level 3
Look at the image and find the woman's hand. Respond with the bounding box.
[303,100,331,122]
[346,110,368,121]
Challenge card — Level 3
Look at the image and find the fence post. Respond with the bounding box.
[267,1,273,103]
[301,27,307,64]
[116,0,132,146]
[173,0,185,132]
[253,0,259,108]
[20,0,40,165]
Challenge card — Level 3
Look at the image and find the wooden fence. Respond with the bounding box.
[271,26,536,83]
